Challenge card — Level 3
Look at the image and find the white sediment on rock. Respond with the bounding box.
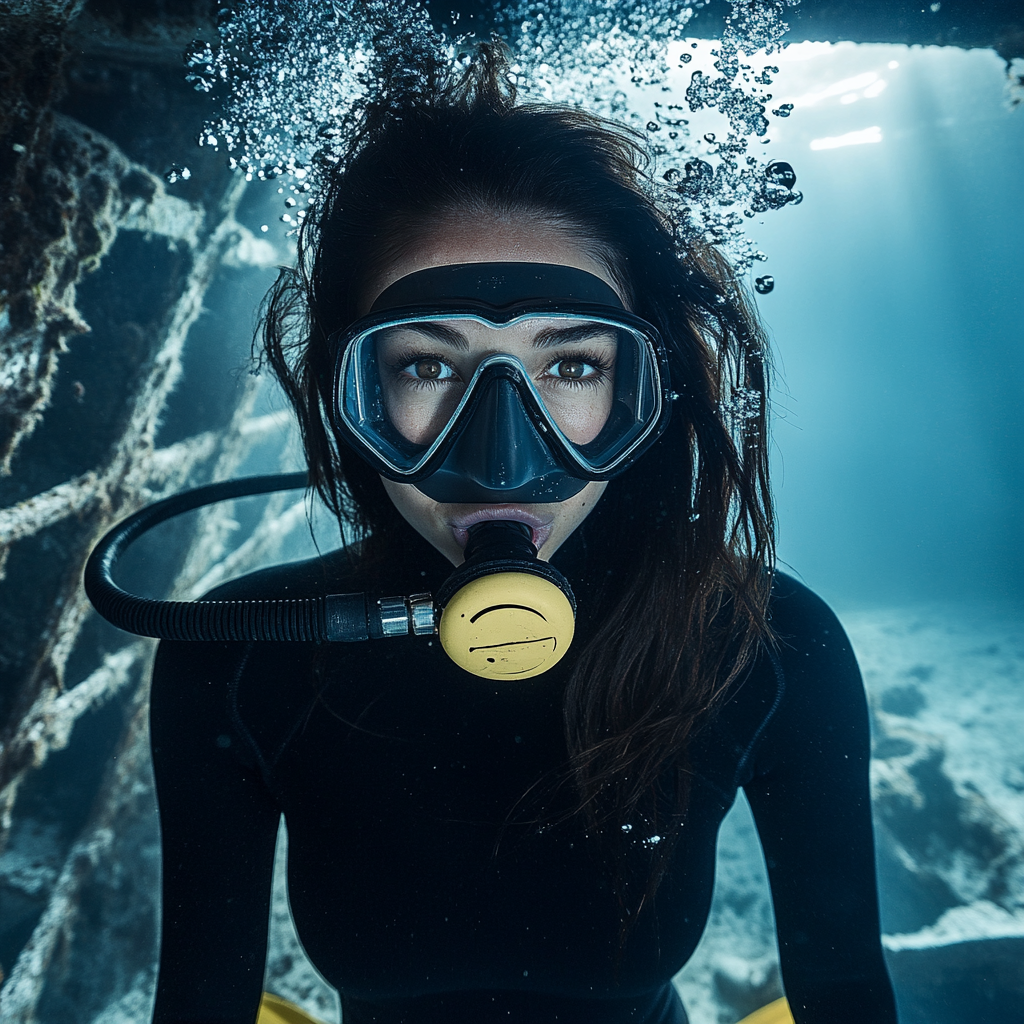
[0,115,205,476]
[884,899,1024,951]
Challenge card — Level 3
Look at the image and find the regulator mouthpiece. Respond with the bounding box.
[435,521,576,680]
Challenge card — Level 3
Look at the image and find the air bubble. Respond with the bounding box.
[754,276,774,294]
[771,103,794,118]
[765,160,796,189]
[721,386,762,422]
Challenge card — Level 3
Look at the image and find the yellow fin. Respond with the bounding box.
[735,997,795,1024]
[257,992,327,1024]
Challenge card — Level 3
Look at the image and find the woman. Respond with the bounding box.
[149,46,898,1024]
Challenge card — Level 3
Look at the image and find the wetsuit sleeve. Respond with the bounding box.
[742,582,898,1023]
[149,639,281,1024]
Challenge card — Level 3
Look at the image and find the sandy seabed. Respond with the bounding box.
[674,604,1024,1024]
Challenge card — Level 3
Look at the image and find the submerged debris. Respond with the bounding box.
[164,165,192,183]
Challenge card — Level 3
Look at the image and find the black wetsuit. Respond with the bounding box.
[149,521,897,1024]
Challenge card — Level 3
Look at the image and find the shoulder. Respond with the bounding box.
[151,546,363,688]
[151,549,357,732]
[765,571,860,681]
[150,551,363,776]
[706,574,856,769]
[767,570,847,642]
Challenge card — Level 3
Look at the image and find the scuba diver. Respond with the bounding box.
[88,43,898,1024]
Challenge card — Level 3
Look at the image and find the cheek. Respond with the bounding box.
[379,478,437,534]
[569,481,607,524]
[380,478,463,564]
[381,382,463,446]
[547,391,614,445]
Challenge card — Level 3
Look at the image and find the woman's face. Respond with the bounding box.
[363,211,621,566]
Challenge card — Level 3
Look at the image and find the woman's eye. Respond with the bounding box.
[402,358,454,381]
[550,358,598,380]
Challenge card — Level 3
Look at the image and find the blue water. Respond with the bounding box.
[746,43,1023,611]
[248,37,1024,614]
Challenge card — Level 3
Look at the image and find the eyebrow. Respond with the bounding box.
[394,322,469,350]
[390,321,618,350]
[531,323,619,348]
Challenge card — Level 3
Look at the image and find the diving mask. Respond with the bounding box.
[331,262,672,503]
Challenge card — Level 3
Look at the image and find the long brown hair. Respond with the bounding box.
[258,42,774,937]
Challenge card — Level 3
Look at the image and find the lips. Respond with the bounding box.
[449,506,554,553]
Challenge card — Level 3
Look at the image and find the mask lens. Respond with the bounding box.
[337,313,662,476]
[375,322,471,448]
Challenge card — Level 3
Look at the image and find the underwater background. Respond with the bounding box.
[0,2,1021,1022]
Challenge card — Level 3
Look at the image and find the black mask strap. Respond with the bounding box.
[369,261,624,313]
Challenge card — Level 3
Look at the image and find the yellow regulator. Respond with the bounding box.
[439,570,576,680]
[435,521,577,681]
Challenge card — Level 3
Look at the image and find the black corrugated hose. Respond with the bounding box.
[83,473,380,643]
